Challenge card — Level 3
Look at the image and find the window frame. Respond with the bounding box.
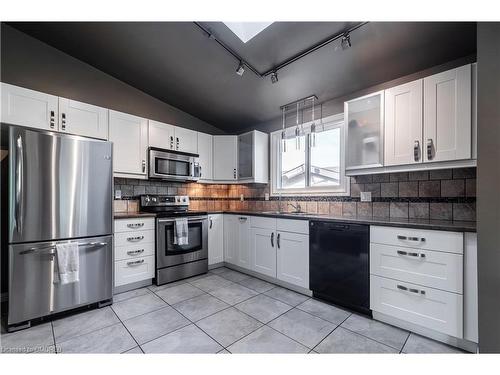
[270,113,350,196]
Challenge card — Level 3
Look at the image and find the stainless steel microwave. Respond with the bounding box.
[148,147,201,182]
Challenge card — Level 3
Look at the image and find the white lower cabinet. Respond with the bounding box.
[370,225,465,339]
[249,216,309,288]
[208,214,224,265]
[114,218,155,288]
[250,227,276,277]
[370,275,463,338]
[223,215,251,269]
[276,231,309,289]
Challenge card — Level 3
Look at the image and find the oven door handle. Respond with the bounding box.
[158,216,207,223]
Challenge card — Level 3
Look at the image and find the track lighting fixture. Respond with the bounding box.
[236,61,245,76]
[271,71,279,84]
[341,33,351,50]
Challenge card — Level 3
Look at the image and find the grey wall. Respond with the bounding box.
[477,22,500,353]
[247,55,476,134]
[0,24,225,135]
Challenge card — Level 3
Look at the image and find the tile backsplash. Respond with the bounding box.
[114,167,476,221]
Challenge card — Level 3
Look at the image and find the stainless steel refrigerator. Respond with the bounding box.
[7,126,113,331]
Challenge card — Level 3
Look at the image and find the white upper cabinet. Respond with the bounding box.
[423,64,472,162]
[174,126,198,154]
[109,110,148,178]
[58,98,108,139]
[197,132,213,182]
[345,91,385,170]
[1,83,58,131]
[213,135,238,181]
[238,130,269,184]
[384,80,423,166]
[149,120,175,150]
[148,120,198,154]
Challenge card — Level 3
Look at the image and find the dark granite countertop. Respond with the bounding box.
[114,210,476,232]
[220,211,477,232]
[114,212,157,219]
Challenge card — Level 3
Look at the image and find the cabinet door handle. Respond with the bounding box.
[238,217,247,222]
[127,223,144,228]
[413,140,420,161]
[127,249,145,255]
[271,232,274,247]
[61,113,66,131]
[176,137,179,150]
[50,110,55,129]
[427,138,434,160]
[127,236,144,242]
[142,160,146,173]
[233,168,237,179]
[170,136,174,149]
[397,235,425,242]
[397,250,426,258]
[127,259,145,266]
[397,283,426,295]
[209,218,213,229]
[277,233,280,249]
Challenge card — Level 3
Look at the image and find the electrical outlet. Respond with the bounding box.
[264,193,270,201]
[115,189,122,199]
[240,194,244,201]
[360,191,372,202]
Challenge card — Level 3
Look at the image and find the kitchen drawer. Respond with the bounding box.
[277,219,309,234]
[370,243,463,293]
[370,275,463,338]
[251,216,276,229]
[115,242,154,261]
[370,226,463,254]
[114,218,155,233]
[115,255,154,287]
[114,229,154,247]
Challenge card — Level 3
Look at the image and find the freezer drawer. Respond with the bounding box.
[8,235,113,326]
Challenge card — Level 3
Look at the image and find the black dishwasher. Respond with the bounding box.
[309,221,370,315]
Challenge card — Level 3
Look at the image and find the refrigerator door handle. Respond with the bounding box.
[15,134,24,234]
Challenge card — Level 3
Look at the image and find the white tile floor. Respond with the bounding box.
[0,267,467,354]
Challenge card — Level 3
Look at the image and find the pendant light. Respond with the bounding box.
[295,102,301,150]
[310,96,317,148]
[281,107,287,153]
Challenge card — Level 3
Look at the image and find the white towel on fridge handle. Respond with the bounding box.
[174,218,189,245]
[54,242,80,284]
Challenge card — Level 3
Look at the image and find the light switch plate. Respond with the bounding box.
[240,194,244,201]
[115,189,122,199]
[264,193,270,201]
[360,191,372,202]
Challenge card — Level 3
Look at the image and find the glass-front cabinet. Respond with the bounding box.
[345,91,384,170]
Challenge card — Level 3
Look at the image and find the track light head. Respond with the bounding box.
[271,71,279,84]
[236,61,245,76]
[341,33,351,50]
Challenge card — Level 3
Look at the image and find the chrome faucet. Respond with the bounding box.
[287,202,302,213]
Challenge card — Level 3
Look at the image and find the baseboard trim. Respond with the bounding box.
[373,311,478,353]
[113,279,152,295]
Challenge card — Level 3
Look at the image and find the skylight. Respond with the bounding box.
[223,22,273,43]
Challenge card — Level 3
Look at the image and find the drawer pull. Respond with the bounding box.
[239,217,248,222]
[127,259,145,266]
[397,235,425,242]
[397,250,426,258]
[127,223,144,228]
[127,236,144,242]
[397,284,426,295]
[127,249,145,255]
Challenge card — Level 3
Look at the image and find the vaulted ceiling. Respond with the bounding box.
[9,22,476,133]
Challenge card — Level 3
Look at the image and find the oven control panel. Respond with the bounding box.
[140,195,190,207]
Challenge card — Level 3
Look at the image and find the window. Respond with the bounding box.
[271,114,349,196]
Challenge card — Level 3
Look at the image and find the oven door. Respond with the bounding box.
[149,148,196,181]
[156,216,208,268]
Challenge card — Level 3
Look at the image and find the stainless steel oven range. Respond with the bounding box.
[140,195,208,285]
